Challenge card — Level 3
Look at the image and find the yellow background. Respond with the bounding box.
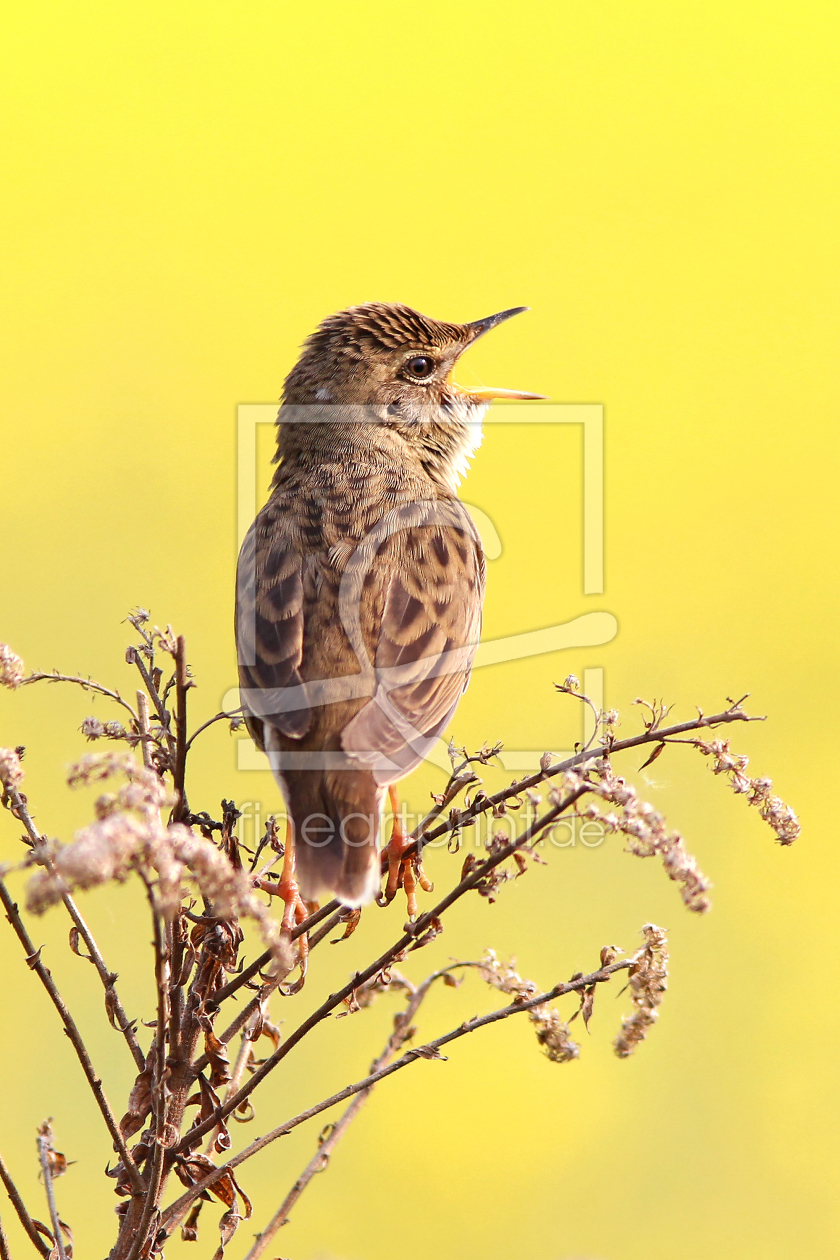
[1,3,837,1256]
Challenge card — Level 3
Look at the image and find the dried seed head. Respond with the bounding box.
[68,752,173,817]
[529,1004,580,1063]
[614,923,669,1058]
[478,950,579,1063]
[592,764,712,913]
[165,829,286,966]
[0,645,24,690]
[695,738,801,846]
[0,746,24,791]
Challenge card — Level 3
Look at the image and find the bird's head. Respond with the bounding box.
[277,302,544,489]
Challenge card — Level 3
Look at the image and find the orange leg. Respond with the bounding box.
[380,785,433,920]
[258,820,311,982]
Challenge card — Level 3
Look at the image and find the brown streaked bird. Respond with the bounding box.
[236,302,543,906]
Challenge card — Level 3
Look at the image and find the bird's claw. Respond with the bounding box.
[380,798,433,920]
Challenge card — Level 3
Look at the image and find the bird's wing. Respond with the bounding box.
[342,505,485,784]
[235,507,311,744]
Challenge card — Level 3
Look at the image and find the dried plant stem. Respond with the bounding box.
[0,1214,12,1260]
[0,881,144,1195]
[171,636,190,823]
[126,649,175,755]
[173,786,586,1157]
[235,1104,353,1256]
[203,1001,265,1157]
[21,672,137,722]
[160,954,631,1232]
[183,710,242,755]
[123,886,172,1260]
[63,893,145,1071]
[212,703,757,1007]
[245,968,453,1257]
[0,1151,48,1258]
[35,1131,65,1260]
[418,704,758,851]
[136,690,154,772]
[5,783,145,1072]
[209,901,338,1008]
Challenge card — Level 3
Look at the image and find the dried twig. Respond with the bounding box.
[35,1123,65,1260]
[244,968,446,1256]
[170,636,191,824]
[20,671,137,722]
[0,1213,12,1260]
[210,702,759,1000]
[4,783,145,1072]
[160,955,632,1231]
[0,881,143,1194]
[0,622,796,1259]
[0,1149,48,1257]
[168,784,585,1156]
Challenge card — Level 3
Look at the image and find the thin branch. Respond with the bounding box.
[62,893,146,1072]
[210,703,757,1006]
[170,785,586,1157]
[125,648,175,754]
[125,881,171,1260]
[170,635,191,823]
[244,969,445,1258]
[4,783,145,1073]
[203,1000,266,1156]
[0,1151,48,1257]
[191,908,346,1079]
[160,955,631,1232]
[183,710,243,755]
[209,900,339,1008]
[417,703,758,853]
[0,881,144,1195]
[19,672,137,722]
[35,1129,65,1260]
[136,691,154,772]
[0,1213,12,1260]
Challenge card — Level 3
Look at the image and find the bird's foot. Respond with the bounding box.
[256,825,312,984]
[380,789,433,920]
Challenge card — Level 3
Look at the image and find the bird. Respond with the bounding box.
[236,302,543,909]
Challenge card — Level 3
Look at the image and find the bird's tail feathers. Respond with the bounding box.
[288,772,383,907]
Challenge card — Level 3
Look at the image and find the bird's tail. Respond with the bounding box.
[287,769,383,907]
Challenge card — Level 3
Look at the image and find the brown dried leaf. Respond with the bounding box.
[600,944,623,968]
[408,915,444,952]
[211,1208,242,1260]
[204,1031,231,1089]
[639,741,666,770]
[181,1200,203,1242]
[409,1044,448,1061]
[68,926,93,962]
[330,907,362,944]
[120,1061,153,1138]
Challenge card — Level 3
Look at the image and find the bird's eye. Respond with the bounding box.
[404,355,435,380]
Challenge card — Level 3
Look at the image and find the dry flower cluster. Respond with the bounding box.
[614,923,670,1058]
[0,614,798,1259]
[478,949,580,1062]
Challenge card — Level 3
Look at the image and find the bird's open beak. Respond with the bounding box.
[459,383,547,401]
[454,306,547,401]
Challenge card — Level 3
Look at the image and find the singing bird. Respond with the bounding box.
[236,302,543,906]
